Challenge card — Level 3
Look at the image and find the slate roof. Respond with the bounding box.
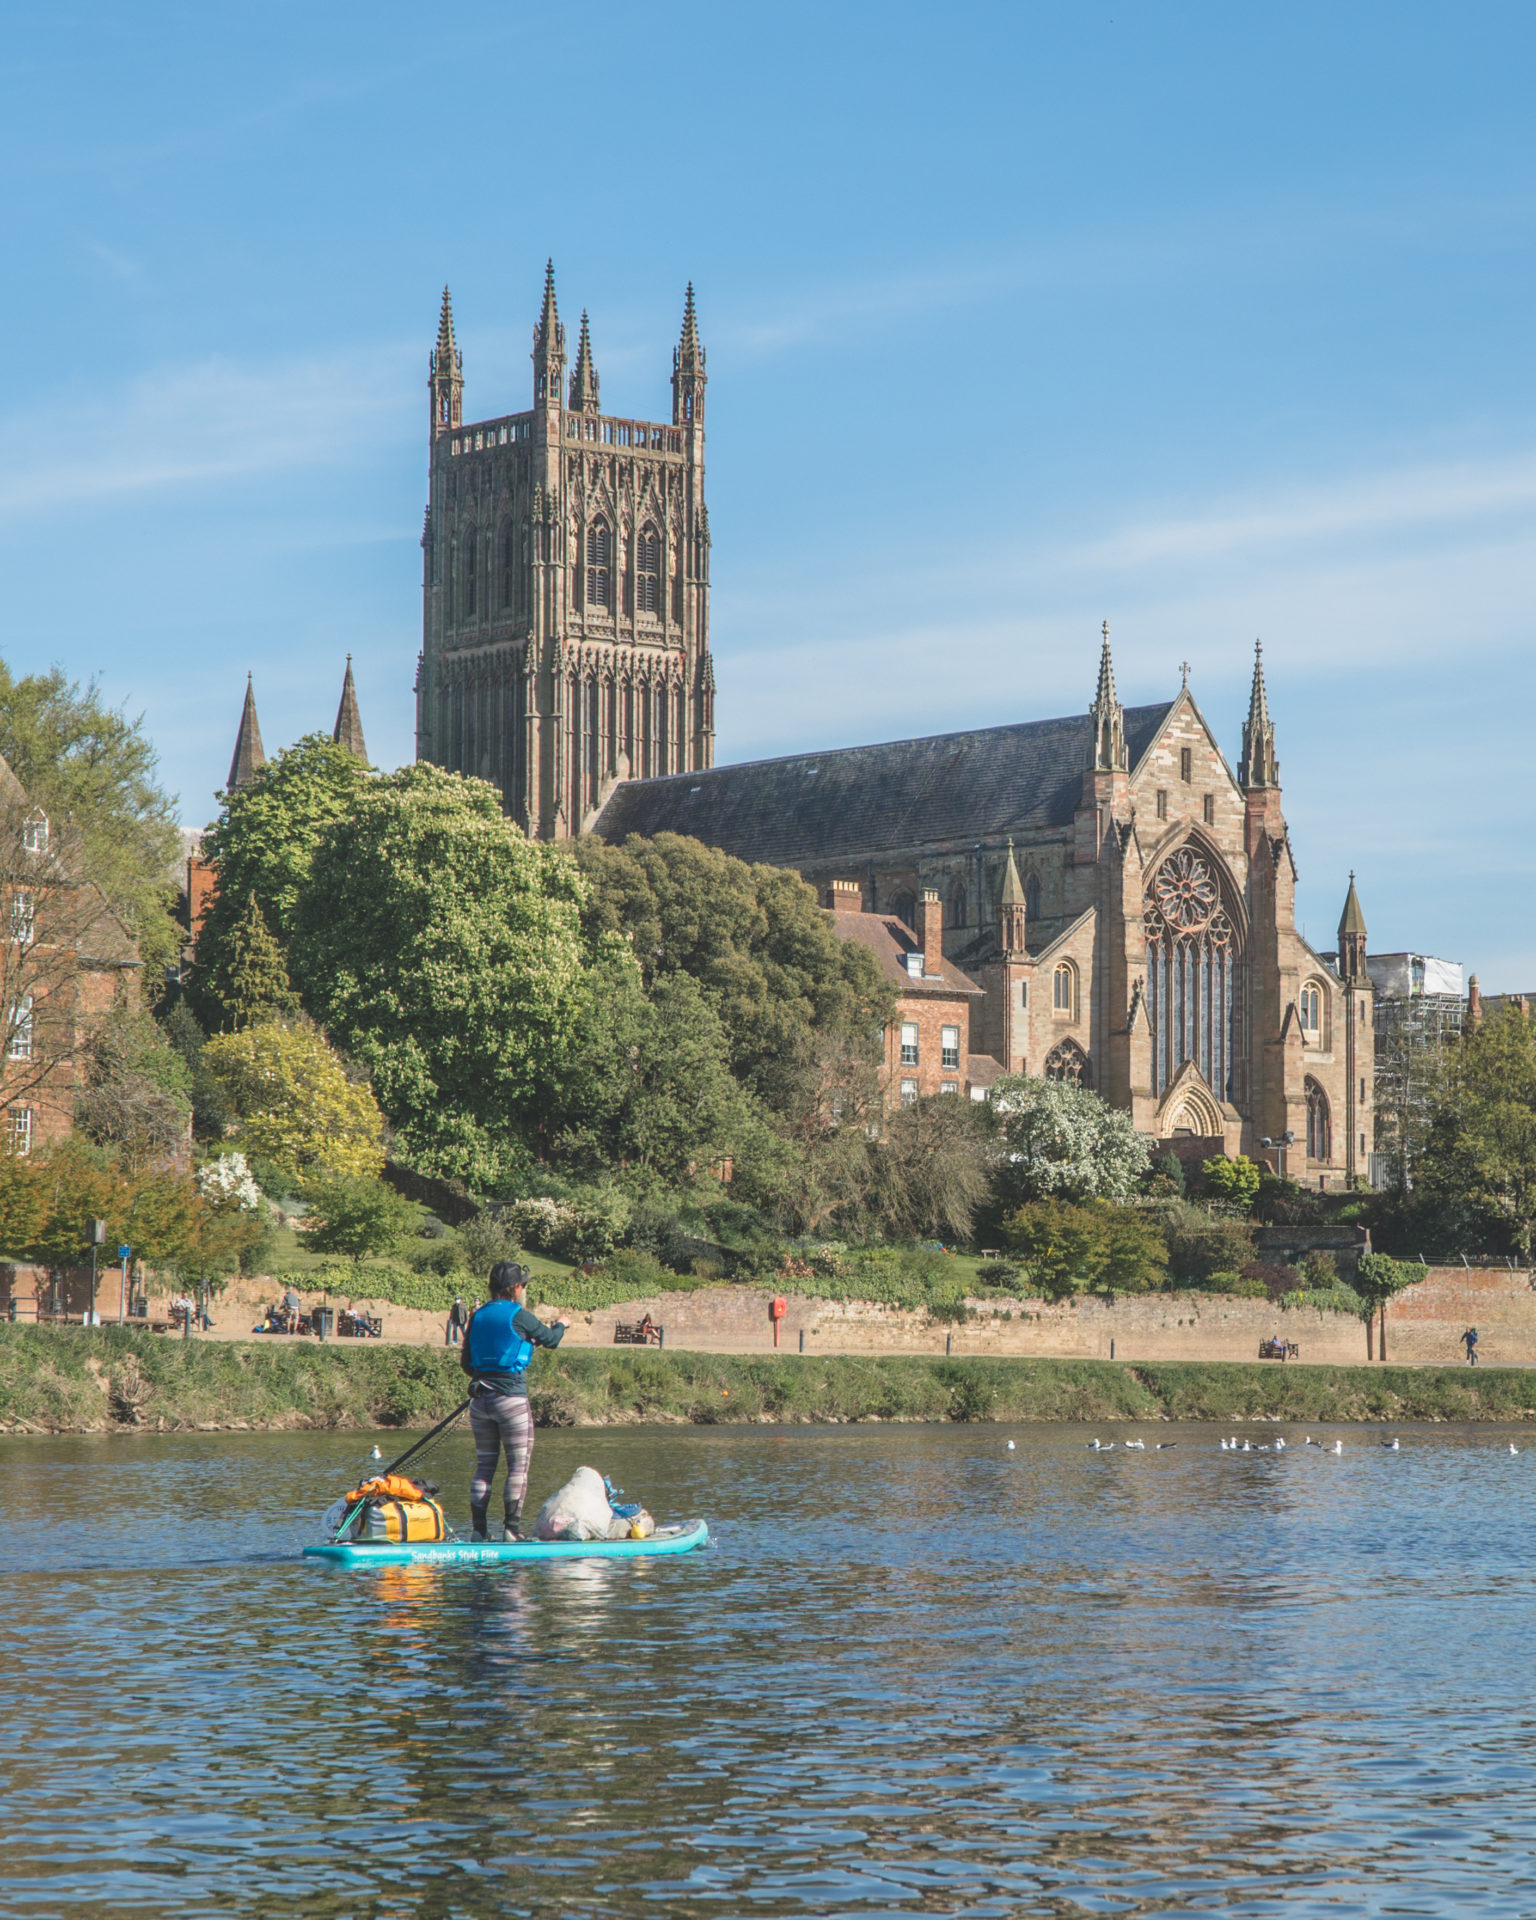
[829,908,984,1000]
[591,703,1174,867]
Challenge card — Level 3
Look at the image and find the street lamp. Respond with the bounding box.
[1259,1132,1297,1179]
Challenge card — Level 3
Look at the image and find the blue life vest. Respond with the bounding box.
[466,1299,533,1378]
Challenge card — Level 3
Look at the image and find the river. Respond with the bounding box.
[0,1421,1532,1917]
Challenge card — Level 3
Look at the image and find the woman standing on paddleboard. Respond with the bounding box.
[462,1262,571,1540]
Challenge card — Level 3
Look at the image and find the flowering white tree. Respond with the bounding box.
[196,1152,262,1212]
[990,1075,1151,1205]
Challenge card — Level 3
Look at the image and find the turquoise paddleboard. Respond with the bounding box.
[304,1518,710,1568]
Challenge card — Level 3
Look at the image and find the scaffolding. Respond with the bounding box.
[1368,953,1464,1192]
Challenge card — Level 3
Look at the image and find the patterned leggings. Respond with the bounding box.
[469,1390,534,1519]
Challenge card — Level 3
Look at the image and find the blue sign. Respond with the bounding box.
[118,1246,132,1261]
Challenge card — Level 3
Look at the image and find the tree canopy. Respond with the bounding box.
[189,735,371,1030]
[1412,1006,1536,1258]
[990,1076,1151,1207]
[200,1020,385,1183]
[0,662,182,978]
[289,765,589,1187]
[573,832,894,1112]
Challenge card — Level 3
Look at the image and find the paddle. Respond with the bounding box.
[331,1397,471,1543]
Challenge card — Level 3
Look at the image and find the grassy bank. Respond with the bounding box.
[1,1327,1534,1434]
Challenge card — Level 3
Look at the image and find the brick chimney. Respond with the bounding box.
[827,878,863,911]
[919,888,943,977]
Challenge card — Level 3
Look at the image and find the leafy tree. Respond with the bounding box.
[1157,1200,1256,1285]
[200,1020,385,1183]
[122,1169,200,1270]
[1001,1198,1166,1300]
[1147,1151,1186,1197]
[573,832,894,1112]
[24,1137,131,1272]
[75,1007,192,1173]
[1201,1153,1261,1212]
[225,894,300,1029]
[302,1173,420,1267]
[160,1000,232,1140]
[0,1148,47,1258]
[743,1032,884,1236]
[1413,1006,1536,1260]
[188,735,371,1030]
[553,955,763,1187]
[990,1075,1150,1207]
[867,1095,993,1243]
[1354,1251,1422,1362]
[0,661,182,978]
[289,765,589,1187]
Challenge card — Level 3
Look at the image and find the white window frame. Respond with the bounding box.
[9,889,33,944]
[940,1080,959,1096]
[940,1025,960,1070]
[899,1078,918,1107]
[1053,963,1075,1017]
[900,1022,919,1066]
[7,1107,31,1155]
[22,811,48,855]
[8,995,33,1062]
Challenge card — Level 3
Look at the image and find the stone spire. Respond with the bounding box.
[672,281,706,427]
[1238,639,1280,789]
[1467,974,1483,1030]
[568,310,600,414]
[227,675,266,792]
[429,286,462,438]
[332,655,367,761]
[999,837,1028,956]
[532,259,565,406]
[1089,620,1126,772]
[1337,871,1368,982]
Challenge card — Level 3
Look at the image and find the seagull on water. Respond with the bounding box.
[1332,1440,1344,1455]
[1125,1438,1146,1450]
[1382,1438,1400,1450]
[1510,1443,1522,1456]
[1156,1442,1177,1450]
[1088,1438,1116,1450]
[1274,1437,1287,1450]
[1006,1440,1016,1450]
[1240,1440,1253,1452]
[370,1445,383,1460]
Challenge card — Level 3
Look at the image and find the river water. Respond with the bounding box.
[1,1420,1533,1918]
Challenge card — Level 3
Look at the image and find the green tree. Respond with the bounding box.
[1413,1006,1536,1259]
[225,894,301,1029]
[1201,1153,1262,1211]
[573,833,894,1112]
[1354,1251,1422,1362]
[24,1137,130,1272]
[1158,1199,1256,1285]
[201,1020,385,1183]
[990,1076,1151,1207]
[868,1095,993,1243]
[553,954,763,1187]
[74,1007,193,1173]
[0,1148,47,1259]
[1001,1198,1166,1300]
[0,661,182,979]
[303,1173,420,1267]
[289,764,590,1187]
[160,1000,232,1140]
[188,735,371,1030]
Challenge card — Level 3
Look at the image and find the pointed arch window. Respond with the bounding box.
[1306,1077,1332,1161]
[500,524,516,610]
[1300,982,1324,1039]
[1145,844,1243,1101]
[1052,962,1076,1017]
[461,528,477,617]
[636,526,661,615]
[1045,1038,1090,1086]
[655,683,669,775]
[586,521,611,610]
[1024,874,1042,920]
[891,891,917,932]
[947,879,967,928]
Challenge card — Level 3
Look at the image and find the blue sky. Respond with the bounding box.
[2,3,1534,981]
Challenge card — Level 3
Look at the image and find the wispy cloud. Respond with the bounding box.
[0,347,413,519]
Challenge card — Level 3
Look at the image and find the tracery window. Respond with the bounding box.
[1045,1038,1090,1086]
[461,528,477,617]
[1306,1077,1332,1161]
[501,524,516,610]
[586,521,611,610]
[892,891,917,931]
[947,880,967,928]
[1144,844,1242,1100]
[636,526,661,614]
[1052,962,1075,1016]
[1024,875,1042,919]
[1300,983,1322,1036]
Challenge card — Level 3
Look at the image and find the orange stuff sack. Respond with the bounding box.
[342,1474,437,1505]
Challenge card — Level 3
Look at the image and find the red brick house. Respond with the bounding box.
[825,882,1001,1108]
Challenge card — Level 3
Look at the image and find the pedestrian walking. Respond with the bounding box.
[446,1294,467,1347]
[1462,1326,1479,1366]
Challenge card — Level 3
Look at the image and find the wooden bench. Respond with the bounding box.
[614,1314,664,1347]
[339,1310,383,1338]
[1258,1338,1299,1361]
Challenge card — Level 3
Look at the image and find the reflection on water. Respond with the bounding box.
[1,1422,1534,1917]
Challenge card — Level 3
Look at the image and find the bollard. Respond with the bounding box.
[1110,1338,1116,1360]
[658,1326,665,1349]
[945,1333,952,1356]
[798,1327,805,1353]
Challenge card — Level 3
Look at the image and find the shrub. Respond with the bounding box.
[1242,1260,1301,1300]
[1280,1283,1367,1318]
[1201,1270,1270,1299]
[1148,1152,1186,1197]
[1159,1201,1256,1284]
[1254,1173,1323,1225]
[1201,1155,1261,1212]
[1001,1199,1166,1300]
[1299,1249,1339,1288]
[601,1248,672,1294]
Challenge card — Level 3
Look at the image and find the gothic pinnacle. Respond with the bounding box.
[227,673,267,792]
[680,281,701,358]
[1089,621,1126,771]
[435,286,455,359]
[569,308,600,412]
[1094,619,1118,713]
[1000,836,1027,906]
[532,258,565,391]
[332,654,367,762]
[1239,637,1280,789]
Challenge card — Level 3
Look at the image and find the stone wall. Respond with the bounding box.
[561,1266,1536,1369]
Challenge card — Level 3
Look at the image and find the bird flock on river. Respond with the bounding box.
[1074,1435,1523,1454]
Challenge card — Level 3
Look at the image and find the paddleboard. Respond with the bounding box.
[304,1517,710,1568]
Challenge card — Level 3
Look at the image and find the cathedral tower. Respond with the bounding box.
[415,265,714,838]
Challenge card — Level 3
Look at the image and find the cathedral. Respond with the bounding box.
[413,266,715,839]
[592,631,1375,1188]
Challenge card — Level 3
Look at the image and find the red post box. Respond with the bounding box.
[770,1295,787,1347]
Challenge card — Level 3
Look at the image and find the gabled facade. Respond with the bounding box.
[593,631,1374,1187]
[414,268,715,840]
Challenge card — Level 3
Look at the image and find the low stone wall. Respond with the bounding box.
[562,1266,1536,1369]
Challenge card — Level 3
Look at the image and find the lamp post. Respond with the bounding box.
[88,1217,106,1326]
[117,1245,131,1326]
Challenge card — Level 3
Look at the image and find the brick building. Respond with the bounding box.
[413,267,715,840]
[594,632,1374,1187]
[825,882,998,1106]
